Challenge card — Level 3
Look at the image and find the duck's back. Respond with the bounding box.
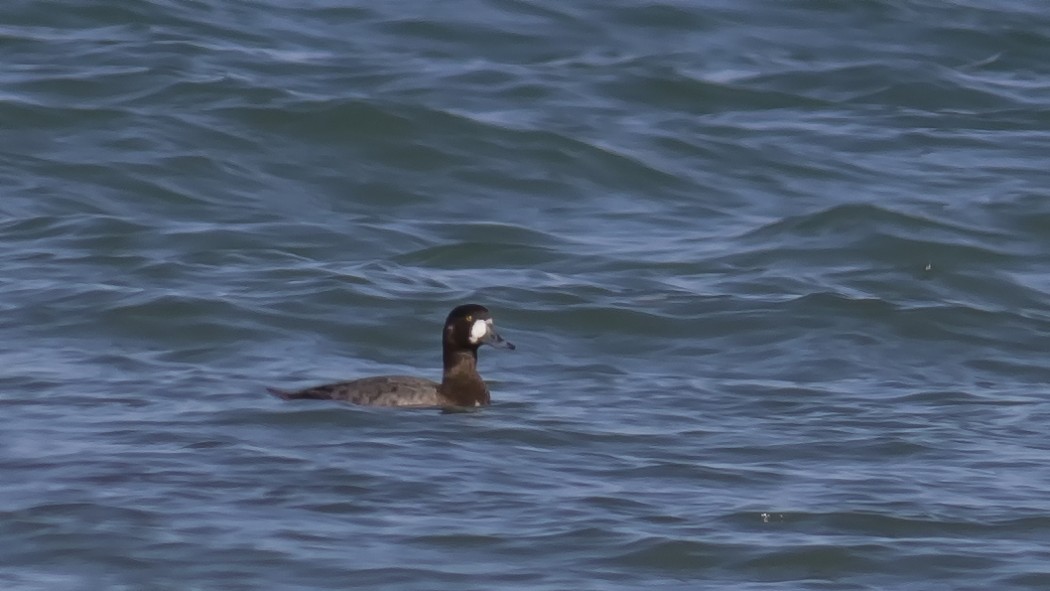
[268,376,442,407]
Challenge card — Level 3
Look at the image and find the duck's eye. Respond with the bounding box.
[465,315,473,322]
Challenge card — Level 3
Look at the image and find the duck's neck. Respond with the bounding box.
[440,349,490,407]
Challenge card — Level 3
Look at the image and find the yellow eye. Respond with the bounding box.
[465,315,473,322]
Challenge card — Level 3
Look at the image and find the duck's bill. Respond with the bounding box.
[481,329,515,350]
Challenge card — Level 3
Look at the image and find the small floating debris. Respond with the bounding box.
[761,512,785,523]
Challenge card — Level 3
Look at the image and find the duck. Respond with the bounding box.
[268,304,514,408]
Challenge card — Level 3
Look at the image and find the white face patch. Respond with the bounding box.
[469,318,491,344]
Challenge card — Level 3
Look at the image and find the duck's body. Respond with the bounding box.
[268,304,513,408]
[269,376,443,407]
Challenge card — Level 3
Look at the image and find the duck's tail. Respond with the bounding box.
[266,387,294,400]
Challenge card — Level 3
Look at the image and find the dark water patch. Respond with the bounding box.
[733,543,886,582]
[393,241,563,268]
[745,203,1005,244]
[216,98,418,143]
[603,537,723,572]
[605,3,716,31]
[613,68,832,116]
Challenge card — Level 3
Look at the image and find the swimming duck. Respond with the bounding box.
[268,304,514,408]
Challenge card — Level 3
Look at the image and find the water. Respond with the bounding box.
[3,1,1050,589]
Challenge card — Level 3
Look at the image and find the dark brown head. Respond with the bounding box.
[443,304,515,353]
